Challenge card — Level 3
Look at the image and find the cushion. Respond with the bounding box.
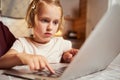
[1,17,30,38]
[0,21,16,57]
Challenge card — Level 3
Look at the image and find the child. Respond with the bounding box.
[0,0,78,73]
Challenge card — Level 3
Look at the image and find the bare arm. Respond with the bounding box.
[0,49,55,73]
[0,49,22,69]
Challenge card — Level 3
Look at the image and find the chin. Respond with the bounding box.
[43,38,51,43]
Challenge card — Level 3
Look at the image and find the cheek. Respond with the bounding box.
[34,21,46,32]
[34,27,42,34]
[53,26,59,32]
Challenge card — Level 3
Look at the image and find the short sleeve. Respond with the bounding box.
[62,39,72,52]
[11,39,24,52]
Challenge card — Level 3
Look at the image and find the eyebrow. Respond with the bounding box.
[38,16,60,21]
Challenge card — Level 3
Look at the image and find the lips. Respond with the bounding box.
[44,32,52,37]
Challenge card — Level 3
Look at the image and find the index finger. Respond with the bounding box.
[70,49,78,56]
[46,62,55,74]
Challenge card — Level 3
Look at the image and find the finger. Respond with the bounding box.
[41,56,55,74]
[71,49,78,56]
[65,52,73,58]
[46,62,55,74]
[66,53,73,63]
[63,52,72,59]
[28,59,35,70]
[66,57,72,63]
[74,49,79,53]
[33,56,40,70]
[38,58,46,70]
[63,53,73,63]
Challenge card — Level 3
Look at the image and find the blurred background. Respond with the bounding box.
[0,0,109,48]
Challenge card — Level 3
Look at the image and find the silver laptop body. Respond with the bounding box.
[60,2,120,80]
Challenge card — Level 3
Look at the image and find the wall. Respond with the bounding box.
[86,0,108,38]
[60,0,87,40]
[60,0,80,19]
[1,0,30,18]
[60,0,80,37]
[73,0,87,40]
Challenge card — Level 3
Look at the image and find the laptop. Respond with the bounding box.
[3,2,120,80]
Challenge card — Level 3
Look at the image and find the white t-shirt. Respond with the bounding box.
[11,37,72,63]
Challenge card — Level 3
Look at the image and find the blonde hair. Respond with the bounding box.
[26,0,64,32]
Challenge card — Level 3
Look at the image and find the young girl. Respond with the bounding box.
[0,0,78,73]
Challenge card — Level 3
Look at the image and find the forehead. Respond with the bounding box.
[37,3,61,19]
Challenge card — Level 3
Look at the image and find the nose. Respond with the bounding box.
[47,22,52,31]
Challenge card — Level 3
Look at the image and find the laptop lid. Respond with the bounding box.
[60,2,120,80]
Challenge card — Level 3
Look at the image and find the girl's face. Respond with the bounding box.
[33,4,61,43]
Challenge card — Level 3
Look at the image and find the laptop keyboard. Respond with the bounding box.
[30,66,67,78]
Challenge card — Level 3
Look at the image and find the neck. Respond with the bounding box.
[30,37,49,44]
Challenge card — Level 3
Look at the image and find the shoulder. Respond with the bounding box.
[11,37,32,52]
[52,37,72,47]
[17,37,27,41]
[16,37,29,43]
[53,37,72,51]
[14,37,29,46]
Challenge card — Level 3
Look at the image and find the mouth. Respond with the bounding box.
[44,33,52,37]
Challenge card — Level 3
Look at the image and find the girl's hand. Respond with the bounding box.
[17,53,55,74]
[62,48,78,63]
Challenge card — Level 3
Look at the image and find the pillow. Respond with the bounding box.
[0,21,16,57]
[1,17,30,38]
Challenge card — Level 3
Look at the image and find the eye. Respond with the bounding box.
[53,20,59,25]
[40,18,49,23]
